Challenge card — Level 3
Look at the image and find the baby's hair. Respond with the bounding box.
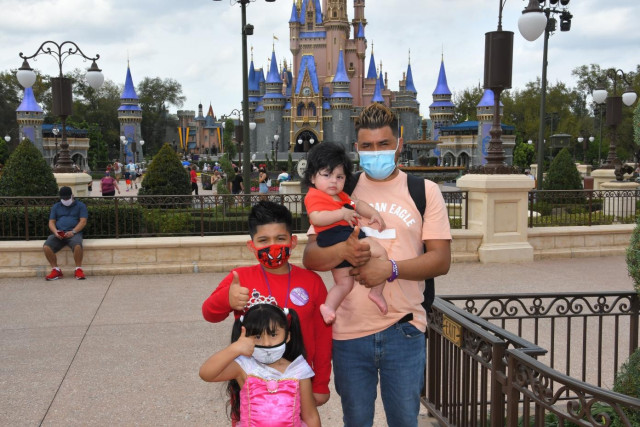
[226,304,305,423]
[248,201,293,238]
[303,141,353,188]
[355,103,399,138]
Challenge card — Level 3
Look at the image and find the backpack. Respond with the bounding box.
[344,172,434,313]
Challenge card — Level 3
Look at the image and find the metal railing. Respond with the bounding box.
[424,292,640,426]
[529,189,640,227]
[0,192,467,240]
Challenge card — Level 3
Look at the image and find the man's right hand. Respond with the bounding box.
[228,271,249,311]
[340,226,371,267]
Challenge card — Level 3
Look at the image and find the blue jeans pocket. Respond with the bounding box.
[396,322,424,338]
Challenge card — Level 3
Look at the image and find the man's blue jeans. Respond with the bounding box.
[333,321,426,427]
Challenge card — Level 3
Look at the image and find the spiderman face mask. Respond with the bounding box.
[250,243,292,269]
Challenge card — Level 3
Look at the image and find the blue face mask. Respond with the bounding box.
[358,149,397,180]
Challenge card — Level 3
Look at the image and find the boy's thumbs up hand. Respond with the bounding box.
[228,271,250,311]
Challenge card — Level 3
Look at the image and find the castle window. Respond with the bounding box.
[333,11,337,18]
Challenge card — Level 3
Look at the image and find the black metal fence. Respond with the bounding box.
[529,189,640,227]
[424,292,640,426]
[0,192,467,240]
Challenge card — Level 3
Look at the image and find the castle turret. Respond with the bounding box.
[395,57,420,142]
[330,50,353,148]
[261,50,286,154]
[118,63,143,163]
[16,86,45,158]
[429,59,455,139]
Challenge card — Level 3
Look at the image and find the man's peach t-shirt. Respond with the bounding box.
[330,171,452,340]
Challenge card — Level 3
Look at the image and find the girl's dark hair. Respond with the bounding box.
[303,142,353,188]
[226,303,305,422]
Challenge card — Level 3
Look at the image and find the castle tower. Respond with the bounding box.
[118,63,143,163]
[429,59,455,140]
[325,0,350,82]
[329,50,353,148]
[395,56,420,142]
[16,87,45,160]
[260,50,286,154]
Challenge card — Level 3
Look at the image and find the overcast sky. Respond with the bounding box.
[2,0,639,119]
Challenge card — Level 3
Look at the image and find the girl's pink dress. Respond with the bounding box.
[234,355,314,427]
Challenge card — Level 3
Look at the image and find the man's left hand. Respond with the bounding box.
[350,257,392,287]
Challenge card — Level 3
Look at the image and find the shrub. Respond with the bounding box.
[138,143,190,196]
[626,218,640,296]
[143,209,193,235]
[0,138,58,196]
[542,148,583,191]
[612,348,640,427]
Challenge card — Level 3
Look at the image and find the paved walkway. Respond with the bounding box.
[1,256,635,426]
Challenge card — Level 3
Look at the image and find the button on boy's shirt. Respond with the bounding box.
[202,264,332,395]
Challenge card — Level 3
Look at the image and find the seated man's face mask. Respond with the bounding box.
[61,198,73,207]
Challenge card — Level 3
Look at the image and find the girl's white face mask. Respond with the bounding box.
[61,198,73,207]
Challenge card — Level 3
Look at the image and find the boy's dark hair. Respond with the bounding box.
[303,142,353,188]
[355,103,399,138]
[248,201,292,238]
[226,304,305,422]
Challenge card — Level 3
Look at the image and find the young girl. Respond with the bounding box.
[200,298,320,427]
[303,142,388,324]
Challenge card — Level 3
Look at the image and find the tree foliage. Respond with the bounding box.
[0,138,58,196]
[138,143,190,195]
[542,148,582,191]
[452,85,483,123]
[137,77,186,156]
[512,141,535,171]
[222,118,237,161]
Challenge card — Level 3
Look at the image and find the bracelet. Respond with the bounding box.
[387,259,399,282]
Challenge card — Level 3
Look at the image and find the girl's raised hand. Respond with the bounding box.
[232,326,256,357]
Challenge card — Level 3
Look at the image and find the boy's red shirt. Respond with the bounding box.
[202,264,332,395]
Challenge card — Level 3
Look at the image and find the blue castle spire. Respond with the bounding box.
[372,76,384,103]
[121,64,139,101]
[366,53,377,79]
[406,63,417,93]
[357,22,365,38]
[266,50,283,84]
[333,50,350,83]
[16,87,43,113]
[289,1,298,23]
[433,60,452,96]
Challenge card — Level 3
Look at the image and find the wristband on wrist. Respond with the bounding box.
[387,259,399,282]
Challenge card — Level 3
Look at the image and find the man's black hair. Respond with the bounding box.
[248,201,293,238]
[303,142,353,188]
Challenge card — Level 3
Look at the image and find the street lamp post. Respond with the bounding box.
[518,0,573,189]
[592,69,638,168]
[221,110,256,167]
[577,136,585,164]
[212,0,278,195]
[595,103,604,166]
[52,126,60,164]
[16,41,104,173]
[273,134,279,167]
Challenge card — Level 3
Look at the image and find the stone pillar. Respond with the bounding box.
[54,173,92,197]
[600,181,640,219]
[575,164,592,179]
[279,181,303,215]
[591,169,616,190]
[456,174,535,263]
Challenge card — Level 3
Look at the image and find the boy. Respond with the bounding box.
[202,201,332,406]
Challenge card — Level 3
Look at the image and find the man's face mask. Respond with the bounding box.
[358,146,398,180]
[61,198,73,207]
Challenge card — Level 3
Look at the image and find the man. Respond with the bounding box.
[190,165,198,195]
[43,186,89,281]
[303,103,451,427]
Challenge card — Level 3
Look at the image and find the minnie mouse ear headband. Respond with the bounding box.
[239,289,289,323]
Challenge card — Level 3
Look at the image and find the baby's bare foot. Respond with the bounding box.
[368,292,388,315]
[320,303,336,325]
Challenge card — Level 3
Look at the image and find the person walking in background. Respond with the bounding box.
[43,186,89,281]
[190,165,198,195]
[127,160,137,189]
[113,160,122,182]
[199,303,320,427]
[303,103,452,426]
[100,171,120,197]
[258,166,269,200]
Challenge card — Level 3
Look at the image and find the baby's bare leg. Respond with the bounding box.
[320,267,354,324]
[361,237,389,315]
